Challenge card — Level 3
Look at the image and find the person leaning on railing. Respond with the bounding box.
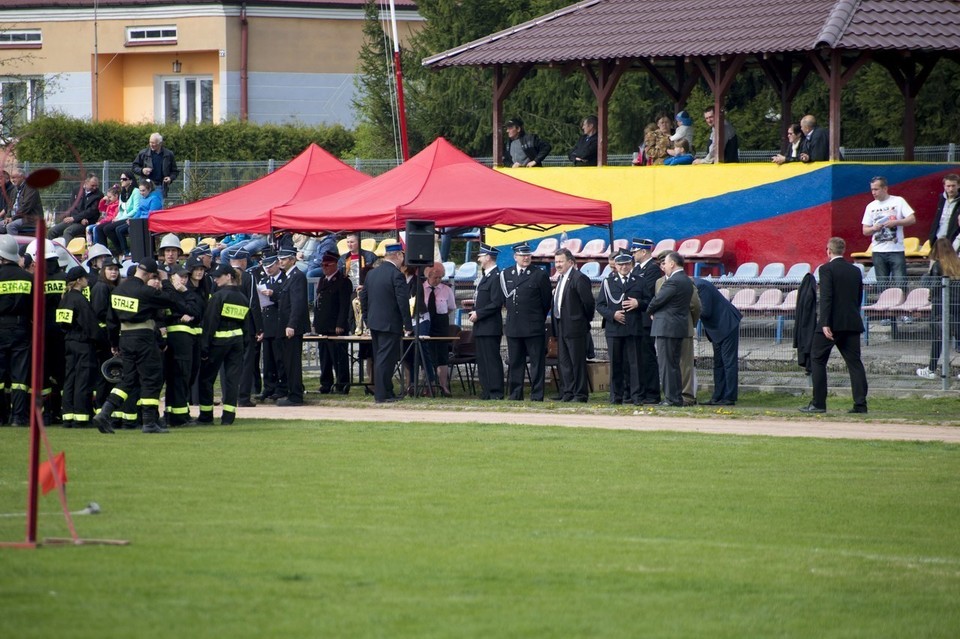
[916,238,960,380]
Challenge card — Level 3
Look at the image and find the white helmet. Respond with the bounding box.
[50,239,72,270]
[158,233,182,252]
[0,235,19,263]
[85,243,113,263]
[25,238,58,262]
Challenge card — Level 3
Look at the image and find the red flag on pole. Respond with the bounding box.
[38,452,67,496]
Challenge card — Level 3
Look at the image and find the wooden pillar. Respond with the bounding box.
[581,59,629,165]
[810,49,871,161]
[492,63,532,166]
[693,54,746,162]
[875,52,940,162]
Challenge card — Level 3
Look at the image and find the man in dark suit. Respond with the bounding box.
[468,243,505,400]
[926,173,959,246]
[275,247,310,406]
[48,173,103,244]
[596,250,642,404]
[4,169,43,236]
[360,244,412,403]
[551,248,595,402]
[628,238,661,404]
[502,241,552,401]
[647,251,694,407]
[800,114,829,162]
[801,237,868,414]
[313,251,353,394]
[256,252,287,401]
[694,277,742,405]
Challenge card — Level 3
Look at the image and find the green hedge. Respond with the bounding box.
[10,115,356,163]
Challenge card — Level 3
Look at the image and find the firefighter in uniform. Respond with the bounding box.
[500,242,552,401]
[93,258,188,434]
[27,239,67,424]
[157,233,183,275]
[163,265,203,426]
[90,256,121,413]
[312,251,352,394]
[57,266,99,428]
[595,249,642,404]
[0,235,32,426]
[198,263,249,425]
[256,252,286,400]
[226,248,263,407]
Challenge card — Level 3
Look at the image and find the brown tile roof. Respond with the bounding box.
[1,0,417,8]
[423,0,960,69]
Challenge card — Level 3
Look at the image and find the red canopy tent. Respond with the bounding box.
[148,143,372,234]
[270,138,612,232]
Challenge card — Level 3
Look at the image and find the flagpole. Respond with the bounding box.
[388,0,410,161]
[25,219,48,546]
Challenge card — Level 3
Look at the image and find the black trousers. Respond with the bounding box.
[199,338,244,421]
[711,332,739,403]
[507,334,545,401]
[810,329,868,410]
[63,340,97,426]
[164,332,196,424]
[607,334,639,404]
[43,329,65,419]
[261,336,286,398]
[0,324,30,424]
[371,329,401,402]
[634,328,660,402]
[474,335,504,399]
[557,330,589,401]
[318,336,350,392]
[239,333,261,401]
[281,334,305,403]
[109,330,163,426]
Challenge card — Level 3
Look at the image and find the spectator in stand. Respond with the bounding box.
[800,115,829,162]
[926,173,960,251]
[102,173,141,256]
[638,122,670,165]
[132,132,178,198]
[568,115,598,166]
[114,179,162,259]
[502,118,552,168]
[916,238,960,380]
[0,169,14,220]
[48,173,103,244]
[669,110,695,153]
[304,234,340,278]
[772,124,808,165]
[664,139,694,165]
[861,175,916,286]
[213,233,251,258]
[3,169,43,236]
[693,107,739,164]
[88,186,120,247]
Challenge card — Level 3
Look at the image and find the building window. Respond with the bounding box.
[161,77,213,125]
[125,26,177,46]
[0,29,42,48]
[0,77,44,137]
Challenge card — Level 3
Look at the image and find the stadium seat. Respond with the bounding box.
[726,262,759,280]
[579,261,601,281]
[774,289,799,344]
[652,238,676,258]
[677,238,701,258]
[717,288,731,301]
[576,238,606,258]
[891,287,931,316]
[337,238,349,255]
[689,238,725,276]
[443,261,455,281]
[598,264,612,280]
[746,288,784,312]
[66,237,86,256]
[532,238,559,258]
[599,238,630,257]
[729,288,757,311]
[374,238,397,256]
[784,262,811,281]
[917,239,931,257]
[180,237,197,254]
[361,238,377,252]
[200,237,218,249]
[454,262,478,281]
[561,238,583,254]
[850,244,873,260]
[902,236,921,256]
[756,262,786,281]
[862,287,906,342]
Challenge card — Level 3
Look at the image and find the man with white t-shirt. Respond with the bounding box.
[860,176,916,284]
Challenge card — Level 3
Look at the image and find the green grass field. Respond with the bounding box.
[2,419,959,638]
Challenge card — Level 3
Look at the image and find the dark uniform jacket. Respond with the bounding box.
[631,259,661,330]
[132,146,179,192]
[276,266,310,336]
[596,269,644,337]
[255,268,285,339]
[693,278,742,343]
[500,265,552,339]
[472,266,504,337]
[0,262,33,321]
[200,285,249,357]
[57,289,99,343]
[68,185,104,225]
[793,273,818,371]
[106,278,185,349]
[360,261,412,334]
[313,270,352,335]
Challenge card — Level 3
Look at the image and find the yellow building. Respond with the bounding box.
[0,0,421,130]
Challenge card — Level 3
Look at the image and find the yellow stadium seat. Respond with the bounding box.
[902,236,922,257]
[200,237,218,249]
[361,238,376,252]
[336,238,349,255]
[850,244,873,260]
[66,237,86,256]
[918,239,931,257]
[375,238,398,257]
[180,237,197,254]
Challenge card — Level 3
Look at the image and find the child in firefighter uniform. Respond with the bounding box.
[0,235,32,426]
[198,263,248,425]
[57,266,99,428]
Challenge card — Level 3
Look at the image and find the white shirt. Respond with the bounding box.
[554,269,570,317]
[935,195,958,240]
[423,281,456,316]
[861,194,915,253]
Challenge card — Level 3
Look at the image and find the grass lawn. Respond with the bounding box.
[2,419,959,638]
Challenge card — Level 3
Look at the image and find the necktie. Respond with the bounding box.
[428,286,437,315]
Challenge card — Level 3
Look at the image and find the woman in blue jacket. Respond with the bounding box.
[115,179,163,258]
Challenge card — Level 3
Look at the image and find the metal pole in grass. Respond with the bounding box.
[942,277,950,392]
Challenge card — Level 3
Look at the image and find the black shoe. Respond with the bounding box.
[642,398,660,405]
[683,400,698,407]
[363,386,374,396]
[335,386,351,395]
[141,423,169,434]
[848,406,868,414]
[375,397,401,404]
[221,416,235,425]
[799,404,826,414]
[276,397,303,407]
[710,399,735,406]
[318,387,332,395]
[237,399,256,408]
[93,413,115,434]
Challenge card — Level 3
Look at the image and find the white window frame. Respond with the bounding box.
[125,25,177,46]
[0,76,44,137]
[156,75,213,126]
[0,29,42,48]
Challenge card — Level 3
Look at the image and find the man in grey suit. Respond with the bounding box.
[360,243,413,403]
[801,237,868,414]
[551,248,595,402]
[646,251,694,407]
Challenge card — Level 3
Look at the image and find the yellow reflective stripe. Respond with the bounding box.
[214,329,244,338]
[10,383,29,392]
[199,404,214,412]
[41,387,51,396]
[56,308,74,324]
[74,414,91,422]
[44,280,65,294]
[167,406,190,414]
[140,398,160,406]
[115,411,138,421]
[98,322,107,328]
[166,325,201,335]
[221,404,236,413]
[62,412,75,420]
[83,287,91,301]
[221,303,249,320]
[111,295,139,312]
[110,388,129,402]
[0,280,31,294]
